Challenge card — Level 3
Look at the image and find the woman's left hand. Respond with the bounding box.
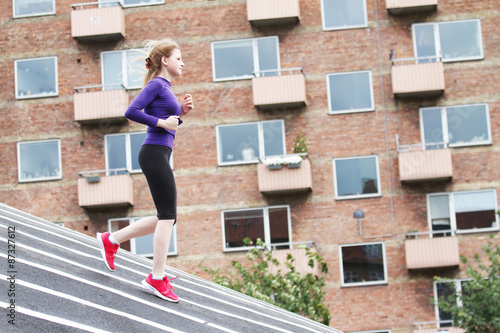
[181,94,193,117]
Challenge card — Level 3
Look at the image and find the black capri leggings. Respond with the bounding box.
[138,144,177,223]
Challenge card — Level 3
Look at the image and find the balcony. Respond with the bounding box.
[405,233,460,270]
[258,156,312,195]
[71,1,125,41]
[252,69,306,110]
[413,327,464,333]
[268,243,319,277]
[386,0,437,15]
[391,58,445,98]
[247,0,300,26]
[77,170,134,208]
[397,136,453,183]
[74,85,128,124]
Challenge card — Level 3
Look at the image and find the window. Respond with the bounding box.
[105,132,170,175]
[434,279,470,327]
[108,217,177,257]
[428,190,498,235]
[15,57,58,99]
[321,0,367,31]
[101,50,145,90]
[421,104,491,149]
[211,37,280,81]
[122,0,163,8]
[216,120,285,166]
[413,20,483,63]
[17,139,62,182]
[13,0,55,18]
[222,206,291,252]
[339,242,387,287]
[333,156,381,200]
[327,70,374,114]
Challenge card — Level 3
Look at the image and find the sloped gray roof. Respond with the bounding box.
[0,203,341,333]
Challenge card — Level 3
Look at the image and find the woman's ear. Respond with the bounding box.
[161,56,168,66]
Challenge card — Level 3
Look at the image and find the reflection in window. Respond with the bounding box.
[327,71,374,114]
[216,120,285,165]
[211,37,280,81]
[108,217,176,257]
[15,57,58,99]
[222,206,291,251]
[413,20,483,62]
[434,280,471,327]
[321,0,367,30]
[105,132,151,175]
[428,190,498,235]
[421,104,491,148]
[14,0,55,18]
[340,243,387,286]
[102,50,145,90]
[18,139,61,182]
[333,156,380,199]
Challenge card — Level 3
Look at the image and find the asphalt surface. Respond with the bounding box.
[0,203,341,333]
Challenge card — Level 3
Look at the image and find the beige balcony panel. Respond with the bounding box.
[247,0,300,26]
[399,149,452,182]
[253,73,306,109]
[268,248,319,276]
[258,159,312,194]
[74,89,128,123]
[386,0,437,14]
[392,62,445,98]
[71,6,125,41]
[405,236,460,270]
[78,174,134,208]
[413,328,464,333]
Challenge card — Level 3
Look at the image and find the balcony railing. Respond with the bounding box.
[391,57,445,98]
[258,155,312,195]
[267,242,319,276]
[397,135,453,182]
[77,169,134,208]
[74,85,128,123]
[71,1,126,41]
[247,0,300,26]
[386,0,437,15]
[405,231,460,270]
[252,68,306,110]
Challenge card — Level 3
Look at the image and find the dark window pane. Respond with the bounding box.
[269,207,289,249]
[224,210,265,248]
[342,244,385,284]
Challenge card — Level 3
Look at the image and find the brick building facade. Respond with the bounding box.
[1,0,498,332]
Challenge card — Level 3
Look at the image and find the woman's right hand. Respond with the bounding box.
[157,116,179,131]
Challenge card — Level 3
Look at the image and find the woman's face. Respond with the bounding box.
[164,48,184,78]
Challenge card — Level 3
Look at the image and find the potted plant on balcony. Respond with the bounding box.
[292,131,307,154]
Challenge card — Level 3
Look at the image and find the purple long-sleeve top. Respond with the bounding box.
[124,77,182,149]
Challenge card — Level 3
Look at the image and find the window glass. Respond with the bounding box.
[322,0,367,30]
[269,207,290,250]
[217,120,285,165]
[454,191,496,231]
[15,57,57,99]
[106,135,127,175]
[429,195,451,234]
[327,71,373,113]
[212,37,279,81]
[122,0,163,7]
[18,140,61,182]
[340,243,386,286]
[130,133,146,171]
[14,0,55,18]
[334,156,380,199]
[436,282,455,326]
[413,24,438,62]
[421,108,445,149]
[102,50,144,90]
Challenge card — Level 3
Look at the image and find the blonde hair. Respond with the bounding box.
[142,38,181,87]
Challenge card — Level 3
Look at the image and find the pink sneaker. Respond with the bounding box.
[141,274,179,303]
[97,232,119,271]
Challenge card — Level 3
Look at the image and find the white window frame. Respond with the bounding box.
[101,49,145,90]
[332,155,381,200]
[221,205,292,252]
[211,36,281,82]
[433,278,469,327]
[13,0,56,18]
[326,70,374,114]
[412,19,484,63]
[339,242,388,287]
[321,0,368,31]
[108,217,177,257]
[17,139,62,183]
[121,0,164,8]
[427,189,499,235]
[15,56,58,99]
[216,120,286,166]
[420,103,492,148]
